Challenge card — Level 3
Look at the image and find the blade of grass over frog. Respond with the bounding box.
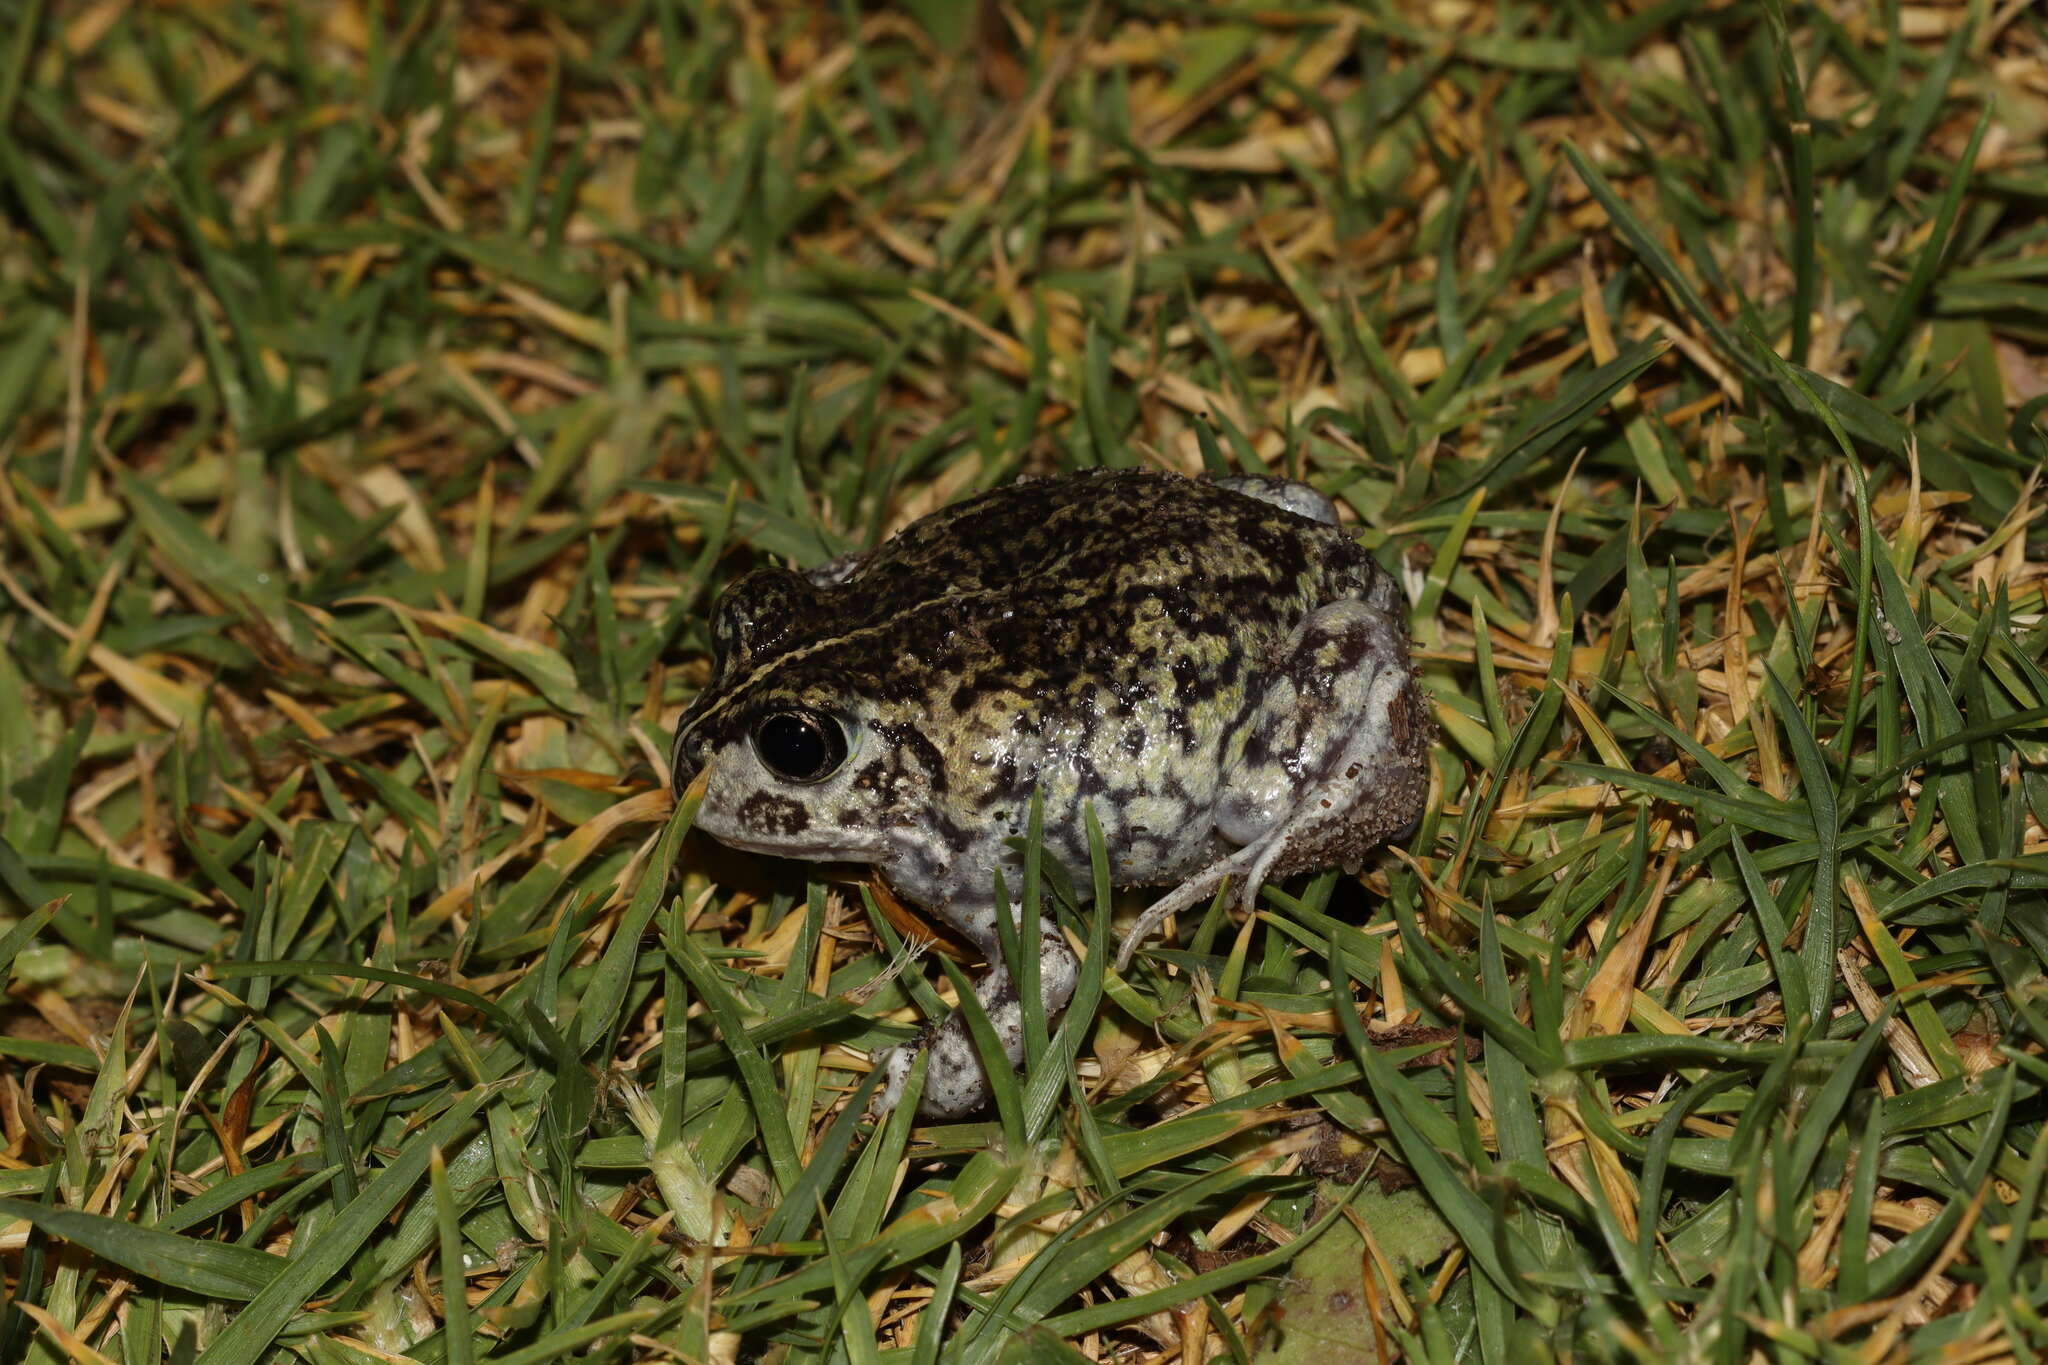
[1018,791,1047,1066]
[1336,938,1544,1315]
[0,1198,285,1302]
[662,928,801,1196]
[195,1085,497,1365]
[1022,805,1112,1140]
[934,935,1026,1150]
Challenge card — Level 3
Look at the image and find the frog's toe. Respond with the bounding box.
[1114,840,1267,972]
[870,1043,920,1117]
[870,1030,991,1120]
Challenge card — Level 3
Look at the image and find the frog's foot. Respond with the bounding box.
[1112,842,1265,973]
[874,917,1079,1120]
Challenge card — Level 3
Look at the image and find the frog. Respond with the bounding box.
[669,468,1432,1120]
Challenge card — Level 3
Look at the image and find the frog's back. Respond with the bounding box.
[848,469,1374,620]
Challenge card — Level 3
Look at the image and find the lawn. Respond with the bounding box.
[2,1,2046,1361]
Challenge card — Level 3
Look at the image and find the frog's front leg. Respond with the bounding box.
[873,905,1078,1119]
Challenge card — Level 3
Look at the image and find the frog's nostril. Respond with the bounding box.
[671,729,705,794]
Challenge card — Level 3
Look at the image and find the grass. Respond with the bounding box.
[1,0,2046,1360]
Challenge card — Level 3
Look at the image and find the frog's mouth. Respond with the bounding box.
[699,825,887,866]
[691,795,888,867]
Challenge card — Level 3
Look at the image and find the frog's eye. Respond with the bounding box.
[751,710,849,783]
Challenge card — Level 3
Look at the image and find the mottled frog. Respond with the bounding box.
[670,469,1431,1118]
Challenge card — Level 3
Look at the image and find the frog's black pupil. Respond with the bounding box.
[754,712,845,782]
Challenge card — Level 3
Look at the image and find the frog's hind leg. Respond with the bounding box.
[873,906,1079,1120]
[1117,600,1430,972]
